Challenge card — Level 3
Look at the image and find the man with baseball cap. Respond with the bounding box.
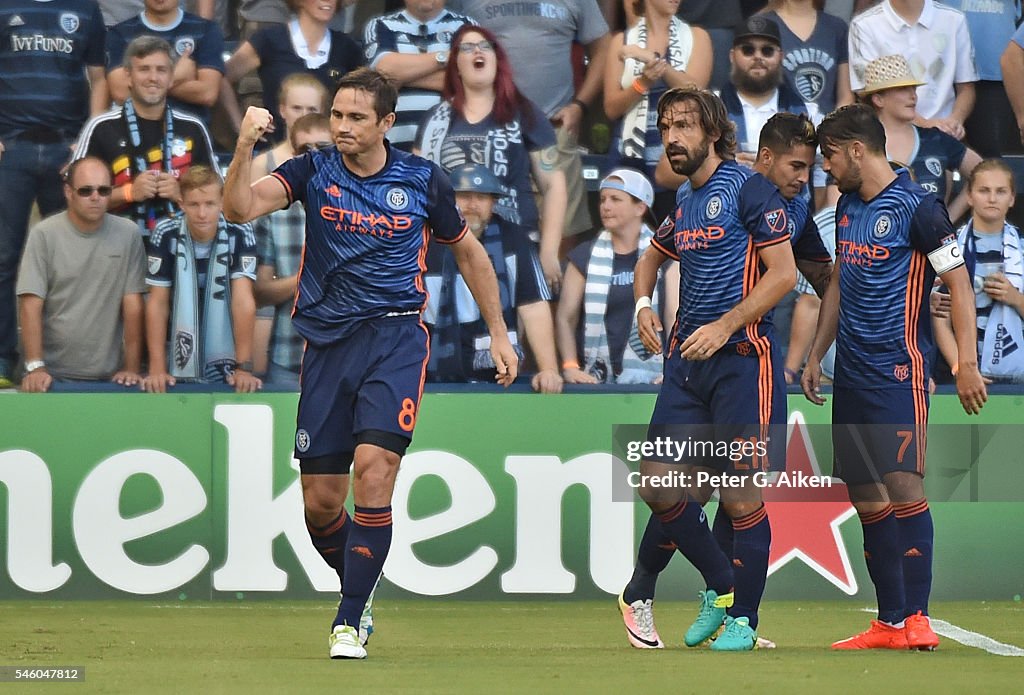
[424,164,563,393]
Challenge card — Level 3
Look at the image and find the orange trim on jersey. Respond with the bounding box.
[753,233,791,249]
[433,222,469,245]
[415,319,430,413]
[271,172,294,205]
[904,250,929,475]
[741,239,774,428]
[650,237,680,261]
[415,223,430,298]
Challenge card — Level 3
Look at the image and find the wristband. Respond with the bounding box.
[235,360,254,373]
[122,182,134,203]
[634,296,653,321]
[571,98,588,116]
[631,78,647,95]
[562,360,580,371]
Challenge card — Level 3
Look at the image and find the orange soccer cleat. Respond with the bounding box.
[904,612,940,651]
[831,620,909,650]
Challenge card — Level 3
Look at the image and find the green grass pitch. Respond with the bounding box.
[2,600,1021,694]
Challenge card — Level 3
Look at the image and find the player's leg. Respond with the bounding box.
[887,468,938,650]
[301,468,352,584]
[830,388,910,649]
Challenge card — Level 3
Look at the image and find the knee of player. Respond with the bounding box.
[719,497,764,521]
[302,491,347,525]
[636,484,684,513]
[883,471,925,503]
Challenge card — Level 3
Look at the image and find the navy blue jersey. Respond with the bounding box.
[106,11,224,122]
[834,170,959,390]
[653,161,791,347]
[273,144,468,346]
[0,0,106,139]
[786,193,831,264]
[908,126,967,200]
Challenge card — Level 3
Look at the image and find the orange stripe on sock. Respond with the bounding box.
[858,506,894,525]
[732,505,768,531]
[307,509,348,536]
[893,499,929,518]
[657,498,688,524]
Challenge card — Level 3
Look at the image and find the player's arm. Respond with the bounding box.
[680,241,796,360]
[142,286,175,393]
[796,258,833,298]
[223,108,288,223]
[228,277,262,393]
[450,233,518,387]
[941,264,987,414]
[634,243,673,355]
[931,309,960,374]
[518,300,564,394]
[801,261,840,405]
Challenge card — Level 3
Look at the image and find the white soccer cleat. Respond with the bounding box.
[329,624,367,659]
[618,593,664,649]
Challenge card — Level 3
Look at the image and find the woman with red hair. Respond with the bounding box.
[415,25,568,292]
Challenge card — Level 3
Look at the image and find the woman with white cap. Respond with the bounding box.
[860,54,981,223]
[555,168,678,385]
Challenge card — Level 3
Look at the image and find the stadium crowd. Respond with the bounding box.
[2,0,1023,392]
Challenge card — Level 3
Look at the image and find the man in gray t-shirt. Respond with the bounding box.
[16,158,146,392]
[452,0,609,242]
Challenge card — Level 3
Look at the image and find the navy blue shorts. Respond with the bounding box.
[831,386,929,485]
[647,340,786,472]
[294,315,429,466]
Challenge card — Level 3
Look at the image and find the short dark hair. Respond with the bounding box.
[333,67,398,122]
[656,87,737,160]
[816,104,886,158]
[758,112,817,153]
[123,35,175,70]
[63,157,111,187]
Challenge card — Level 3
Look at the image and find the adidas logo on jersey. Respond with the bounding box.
[8,15,25,27]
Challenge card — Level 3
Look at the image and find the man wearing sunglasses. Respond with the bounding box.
[15,157,147,392]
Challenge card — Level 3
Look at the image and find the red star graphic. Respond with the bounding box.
[762,413,859,595]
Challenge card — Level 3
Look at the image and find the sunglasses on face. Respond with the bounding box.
[457,40,495,54]
[73,185,113,197]
[298,141,334,154]
[737,43,778,59]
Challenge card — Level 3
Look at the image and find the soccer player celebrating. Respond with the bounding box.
[223,67,519,660]
[802,104,987,650]
[625,87,797,652]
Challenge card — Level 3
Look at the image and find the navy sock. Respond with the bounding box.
[727,505,770,629]
[334,506,392,629]
[306,508,350,584]
[895,499,933,617]
[623,514,677,603]
[655,496,733,595]
[860,505,906,625]
[711,505,735,558]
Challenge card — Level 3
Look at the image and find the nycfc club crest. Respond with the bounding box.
[174,331,195,370]
[59,12,79,34]
[925,157,942,178]
[705,196,722,219]
[874,214,892,239]
[296,429,311,453]
[893,363,910,382]
[386,187,409,211]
